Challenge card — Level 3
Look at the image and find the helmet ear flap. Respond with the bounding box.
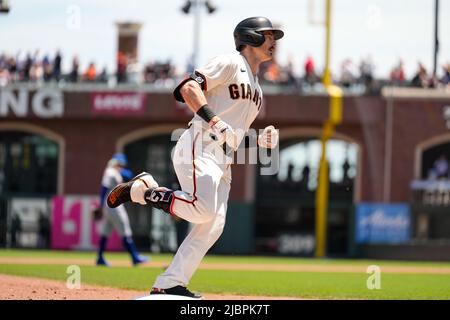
[251,30,265,46]
[235,29,265,50]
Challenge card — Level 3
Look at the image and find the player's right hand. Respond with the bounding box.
[209,117,238,149]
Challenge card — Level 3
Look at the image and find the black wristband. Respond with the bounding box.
[196,105,217,124]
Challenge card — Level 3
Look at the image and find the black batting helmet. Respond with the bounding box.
[233,17,284,51]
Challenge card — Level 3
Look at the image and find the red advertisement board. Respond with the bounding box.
[91,92,147,116]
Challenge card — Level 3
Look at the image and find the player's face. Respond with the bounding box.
[258,31,276,62]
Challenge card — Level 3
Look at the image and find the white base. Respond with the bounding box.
[135,294,202,300]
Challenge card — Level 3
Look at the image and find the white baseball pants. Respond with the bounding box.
[153,125,232,289]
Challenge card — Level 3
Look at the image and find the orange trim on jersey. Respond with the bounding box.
[169,132,200,216]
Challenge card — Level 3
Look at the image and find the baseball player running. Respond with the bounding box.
[107,17,282,298]
[95,153,149,266]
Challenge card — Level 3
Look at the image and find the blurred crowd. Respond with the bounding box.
[258,55,450,93]
[0,50,177,88]
[0,50,449,93]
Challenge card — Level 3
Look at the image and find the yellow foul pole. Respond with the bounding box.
[315,0,343,258]
[322,0,332,87]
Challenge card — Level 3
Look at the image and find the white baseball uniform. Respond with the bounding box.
[101,166,132,237]
[133,53,264,289]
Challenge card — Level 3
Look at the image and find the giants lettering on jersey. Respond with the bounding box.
[228,83,262,110]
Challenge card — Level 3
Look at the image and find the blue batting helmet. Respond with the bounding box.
[111,153,128,166]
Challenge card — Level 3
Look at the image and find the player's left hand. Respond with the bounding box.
[258,125,278,149]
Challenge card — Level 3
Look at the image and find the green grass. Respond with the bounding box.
[2,249,450,268]
[0,263,449,299]
[1,249,450,299]
[0,249,172,262]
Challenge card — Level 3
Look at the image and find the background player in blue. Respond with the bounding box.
[95,153,149,266]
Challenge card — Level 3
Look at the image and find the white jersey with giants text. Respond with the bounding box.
[192,53,263,146]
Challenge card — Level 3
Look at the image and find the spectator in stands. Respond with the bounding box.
[0,65,11,86]
[6,55,17,82]
[22,53,33,82]
[29,60,43,82]
[116,51,127,83]
[83,62,97,82]
[390,59,406,85]
[2,48,446,92]
[69,55,80,82]
[143,61,155,83]
[53,50,62,82]
[127,59,143,84]
[411,62,429,88]
[304,55,318,85]
[42,54,53,82]
[440,63,450,87]
[359,56,374,87]
[340,58,357,87]
[0,53,5,69]
[143,60,176,86]
[97,66,109,83]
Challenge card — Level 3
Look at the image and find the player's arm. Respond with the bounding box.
[177,79,221,127]
[173,73,216,119]
[178,80,208,114]
[173,55,232,114]
[174,73,238,148]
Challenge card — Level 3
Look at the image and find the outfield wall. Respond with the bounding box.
[1,85,450,259]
